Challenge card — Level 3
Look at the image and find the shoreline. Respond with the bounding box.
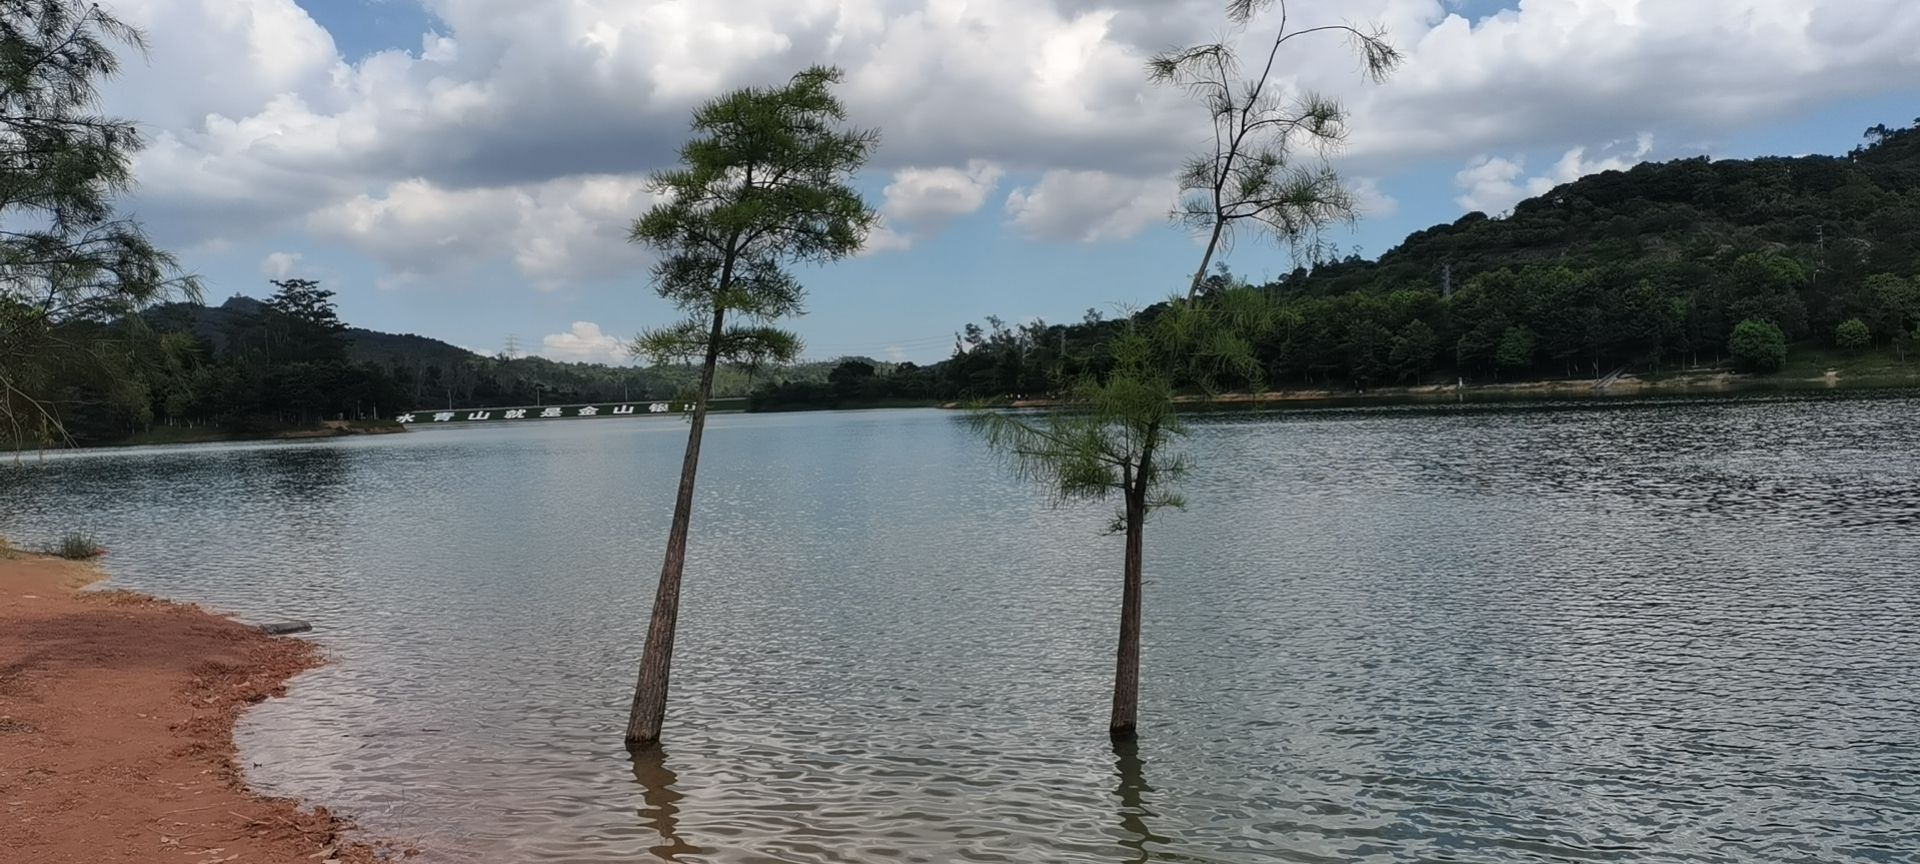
[965,367,1920,412]
[78,419,408,451]
[0,551,401,863]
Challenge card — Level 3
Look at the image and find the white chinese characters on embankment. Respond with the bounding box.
[395,403,684,424]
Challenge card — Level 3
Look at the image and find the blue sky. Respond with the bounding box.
[109,0,1920,364]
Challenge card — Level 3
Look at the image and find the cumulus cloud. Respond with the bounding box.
[863,160,1005,251]
[307,175,657,290]
[1344,2,1920,169]
[1004,170,1175,244]
[859,220,916,256]
[97,0,1920,284]
[540,321,631,365]
[885,161,1004,227]
[1350,177,1399,218]
[1455,133,1655,213]
[260,251,304,278]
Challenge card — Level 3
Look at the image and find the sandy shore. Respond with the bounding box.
[0,552,397,863]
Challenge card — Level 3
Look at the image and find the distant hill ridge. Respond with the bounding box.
[148,295,481,368]
[1294,118,1920,296]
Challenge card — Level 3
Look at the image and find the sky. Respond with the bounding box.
[100,0,1920,365]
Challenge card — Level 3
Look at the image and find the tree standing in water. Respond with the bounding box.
[624,66,877,749]
[970,0,1398,739]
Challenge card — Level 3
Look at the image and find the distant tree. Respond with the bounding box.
[0,1,198,448]
[1835,318,1872,354]
[1150,0,1401,300]
[1495,325,1538,374]
[1897,326,1920,363]
[828,358,876,397]
[1724,253,1810,338]
[623,66,877,749]
[261,279,348,363]
[1869,274,1920,343]
[1344,319,1392,387]
[1388,320,1438,383]
[1729,319,1788,373]
[1454,319,1503,376]
[827,358,875,381]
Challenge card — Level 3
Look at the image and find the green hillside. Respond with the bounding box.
[770,117,1920,408]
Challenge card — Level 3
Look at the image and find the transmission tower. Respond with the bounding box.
[503,334,522,359]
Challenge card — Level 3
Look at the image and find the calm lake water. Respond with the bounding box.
[3,399,1918,863]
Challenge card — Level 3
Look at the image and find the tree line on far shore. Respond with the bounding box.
[755,119,1920,410]
[18,280,862,445]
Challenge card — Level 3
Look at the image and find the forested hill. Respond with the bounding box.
[1301,119,1920,297]
[34,287,858,445]
[149,295,493,372]
[758,118,1920,409]
[149,296,477,370]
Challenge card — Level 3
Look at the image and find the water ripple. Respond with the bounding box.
[1,399,1916,862]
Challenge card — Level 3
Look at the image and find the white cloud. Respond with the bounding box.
[1453,155,1526,215]
[260,251,304,278]
[883,161,1005,229]
[1454,133,1655,213]
[859,220,916,255]
[540,321,631,365]
[862,160,1005,251]
[1350,177,1399,218]
[94,0,1920,285]
[1004,170,1175,244]
[307,175,657,290]
[1345,2,1920,169]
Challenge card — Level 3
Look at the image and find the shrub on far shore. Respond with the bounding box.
[1835,318,1872,353]
[1729,319,1789,373]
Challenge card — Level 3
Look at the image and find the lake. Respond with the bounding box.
[3,398,1917,863]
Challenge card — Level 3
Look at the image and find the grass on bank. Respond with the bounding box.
[44,532,105,560]
[1775,345,1920,384]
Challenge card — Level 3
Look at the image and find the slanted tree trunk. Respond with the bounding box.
[625,300,728,750]
[1187,220,1227,302]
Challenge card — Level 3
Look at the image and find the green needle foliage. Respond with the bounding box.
[623,65,878,749]
[972,0,1398,740]
[970,326,1193,529]
[1,0,199,449]
[1149,0,1402,301]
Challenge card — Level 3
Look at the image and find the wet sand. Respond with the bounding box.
[0,552,398,863]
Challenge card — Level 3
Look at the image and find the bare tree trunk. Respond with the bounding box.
[625,302,728,750]
[1110,481,1147,739]
[1186,220,1227,302]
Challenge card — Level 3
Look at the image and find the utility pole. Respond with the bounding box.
[1814,224,1826,295]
